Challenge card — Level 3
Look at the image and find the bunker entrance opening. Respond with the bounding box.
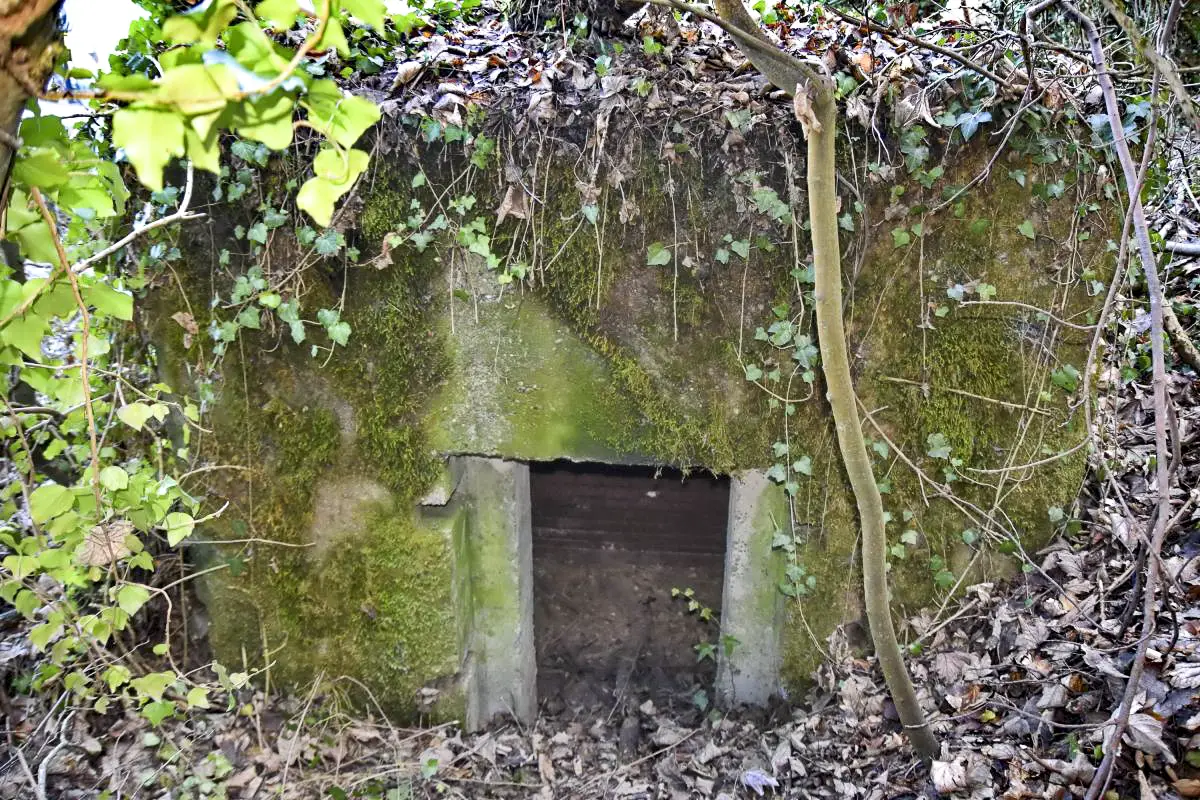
[529,460,730,715]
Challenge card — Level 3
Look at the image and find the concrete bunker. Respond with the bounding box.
[449,456,789,729]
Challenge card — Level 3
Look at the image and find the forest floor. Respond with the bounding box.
[3,3,1200,799]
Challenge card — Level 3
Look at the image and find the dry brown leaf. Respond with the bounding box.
[78,520,134,566]
[930,758,967,794]
[171,311,198,335]
[391,60,424,89]
[495,185,529,225]
[792,85,821,137]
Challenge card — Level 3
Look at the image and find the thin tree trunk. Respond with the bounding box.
[0,0,63,209]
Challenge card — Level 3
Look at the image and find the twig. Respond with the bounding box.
[1022,2,1180,797]
[957,299,1095,331]
[73,162,202,272]
[1163,240,1200,256]
[829,7,1012,88]
[31,188,102,509]
[585,727,700,790]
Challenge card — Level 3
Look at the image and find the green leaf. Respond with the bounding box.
[645,241,671,266]
[1051,364,1080,392]
[792,456,813,476]
[925,432,952,460]
[82,281,134,320]
[99,466,129,491]
[297,80,376,148]
[142,700,176,726]
[186,686,211,709]
[234,94,296,150]
[116,583,151,616]
[163,0,237,45]
[164,512,195,547]
[131,671,175,702]
[296,147,370,226]
[236,306,261,330]
[112,108,186,191]
[730,239,750,260]
[977,283,997,301]
[117,402,154,431]
[158,63,236,116]
[29,483,73,523]
[29,622,60,650]
[743,363,763,381]
[891,227,911,248]
[341,0,387,30]
[256,0,301,30]
[1018,219,1036,240]
[104,664,132,692]
[12,149,70,188]
[314,17,349,56]
[327,321,351,346]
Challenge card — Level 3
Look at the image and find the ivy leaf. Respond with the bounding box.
[891,227,911,248]
[116,583,151,616]
[99,466,129,491]
[743,363,763,382]
[792,456,813,476]
[186,686,211,709]
[765,463,787,483]
[29,483,73,523]
[646,241,671,266]
[925,432,952,460]
[117,402,154,431]
[112,108,186,192]
[977,283,997,300]
[234,94,296,150]
[163,512,195,547]
[142,700,176,726]
[327,321,351,346]
[255,0,301,30]
[82,281,134,321]
[296,147,370,226]
[341,0,387,30]
[301,80,381,148]
[1018,219,1036,240]
[162,0,237,45]
[730,239,750,260]
[12,149,70,188]
[1051,364,1080,392]
[236,306,261,330]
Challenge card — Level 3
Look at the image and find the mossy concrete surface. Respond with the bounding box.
[716,471,790,706]
[150,118,1115,717]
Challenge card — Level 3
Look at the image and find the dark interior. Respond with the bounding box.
[530,461,730,716]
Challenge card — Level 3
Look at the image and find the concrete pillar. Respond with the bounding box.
[716,470,787,707]
[458,457,537,729]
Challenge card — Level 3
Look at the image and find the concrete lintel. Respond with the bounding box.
[716,470,787,707]
[457,457,537,729]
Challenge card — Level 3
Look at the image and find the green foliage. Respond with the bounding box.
[0,0,412,729]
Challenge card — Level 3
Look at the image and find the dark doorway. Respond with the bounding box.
[530,461,730,715]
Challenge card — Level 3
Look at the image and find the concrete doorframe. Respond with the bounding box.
[452,458,785,730]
